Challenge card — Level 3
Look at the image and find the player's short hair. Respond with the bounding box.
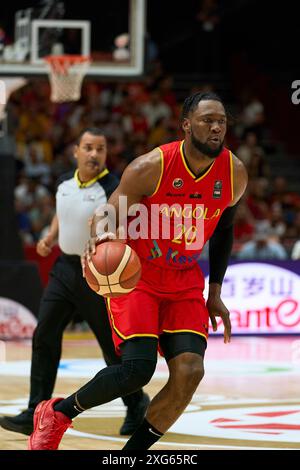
[181,92,225,121]
[77,127,106,144]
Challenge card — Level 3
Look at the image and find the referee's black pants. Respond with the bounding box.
[28,254,143,410]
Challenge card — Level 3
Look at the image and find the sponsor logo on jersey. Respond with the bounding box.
[166,192,185,197]
[160,205,221,221]
[173,178,184,189]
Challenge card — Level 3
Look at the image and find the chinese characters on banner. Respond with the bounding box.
[203,262,300,334]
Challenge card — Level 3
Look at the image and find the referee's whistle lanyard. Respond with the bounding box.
[74,168,109,188]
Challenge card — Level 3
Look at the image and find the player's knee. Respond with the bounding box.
[129,359,156,388]
[122,359,156,393]
[175,356,204,391]
[191,363,204,387]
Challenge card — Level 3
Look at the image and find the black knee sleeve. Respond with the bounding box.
[76,338,158,409]
[117,337,158,393]
[116,358,156,394]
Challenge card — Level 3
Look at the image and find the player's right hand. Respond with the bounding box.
[36,237,52,257]
[206,295,232,344]
[81,233,117,277]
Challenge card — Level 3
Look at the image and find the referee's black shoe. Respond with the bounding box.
[0,409,34,436]
[120,393,150,435]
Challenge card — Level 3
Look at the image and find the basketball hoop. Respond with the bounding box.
[44,55,90,103]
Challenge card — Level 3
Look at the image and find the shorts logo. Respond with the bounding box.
[213,180,222,199]
[173,178,184,189]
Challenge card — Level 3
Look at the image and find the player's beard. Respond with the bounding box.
[191,129,224,158]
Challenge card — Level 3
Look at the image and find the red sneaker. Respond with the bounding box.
[28,398,72,450]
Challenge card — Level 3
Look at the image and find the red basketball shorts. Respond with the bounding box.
[106,259,209,353]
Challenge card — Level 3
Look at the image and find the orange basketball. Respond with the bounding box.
[85,241,142,298]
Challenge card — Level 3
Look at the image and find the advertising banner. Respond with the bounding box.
[201,261,300,335]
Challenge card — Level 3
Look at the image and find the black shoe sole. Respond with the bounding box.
[0,417,33,436]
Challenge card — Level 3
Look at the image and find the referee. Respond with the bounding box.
[0,128,149,436]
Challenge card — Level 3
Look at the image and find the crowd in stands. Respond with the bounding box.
[7,61,300,260]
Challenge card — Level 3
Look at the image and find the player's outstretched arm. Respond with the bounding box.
[82,148,162,275]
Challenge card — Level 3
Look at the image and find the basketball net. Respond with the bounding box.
[44,55,90,103]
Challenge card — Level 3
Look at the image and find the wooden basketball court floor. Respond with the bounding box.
[0,333,300,450]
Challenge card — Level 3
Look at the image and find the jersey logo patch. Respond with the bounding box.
[83,194,96,201]
[173,178,184,189]
[213,180,222,198]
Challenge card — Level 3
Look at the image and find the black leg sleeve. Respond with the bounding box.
[55,338,158,419]
[79,287,146,409]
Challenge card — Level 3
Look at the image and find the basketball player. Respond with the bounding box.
[28,93,248,450]
[0,128,149,437]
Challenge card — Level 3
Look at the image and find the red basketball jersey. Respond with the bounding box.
[128,140,234,270]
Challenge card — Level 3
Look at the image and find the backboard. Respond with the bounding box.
[0,0,146,78]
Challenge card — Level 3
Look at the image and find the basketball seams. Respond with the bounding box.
[86,258,108,295]
[97,285,112,295]
[87,258,107,285]
[107,245,132,285]
[85,242,141,298]
[118,269,141,289]
[104,243,113,296]
[109,284,135,293]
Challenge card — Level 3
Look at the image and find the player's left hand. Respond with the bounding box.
[206,295,231,344]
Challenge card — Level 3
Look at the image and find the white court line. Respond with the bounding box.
[66,429,292,450]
